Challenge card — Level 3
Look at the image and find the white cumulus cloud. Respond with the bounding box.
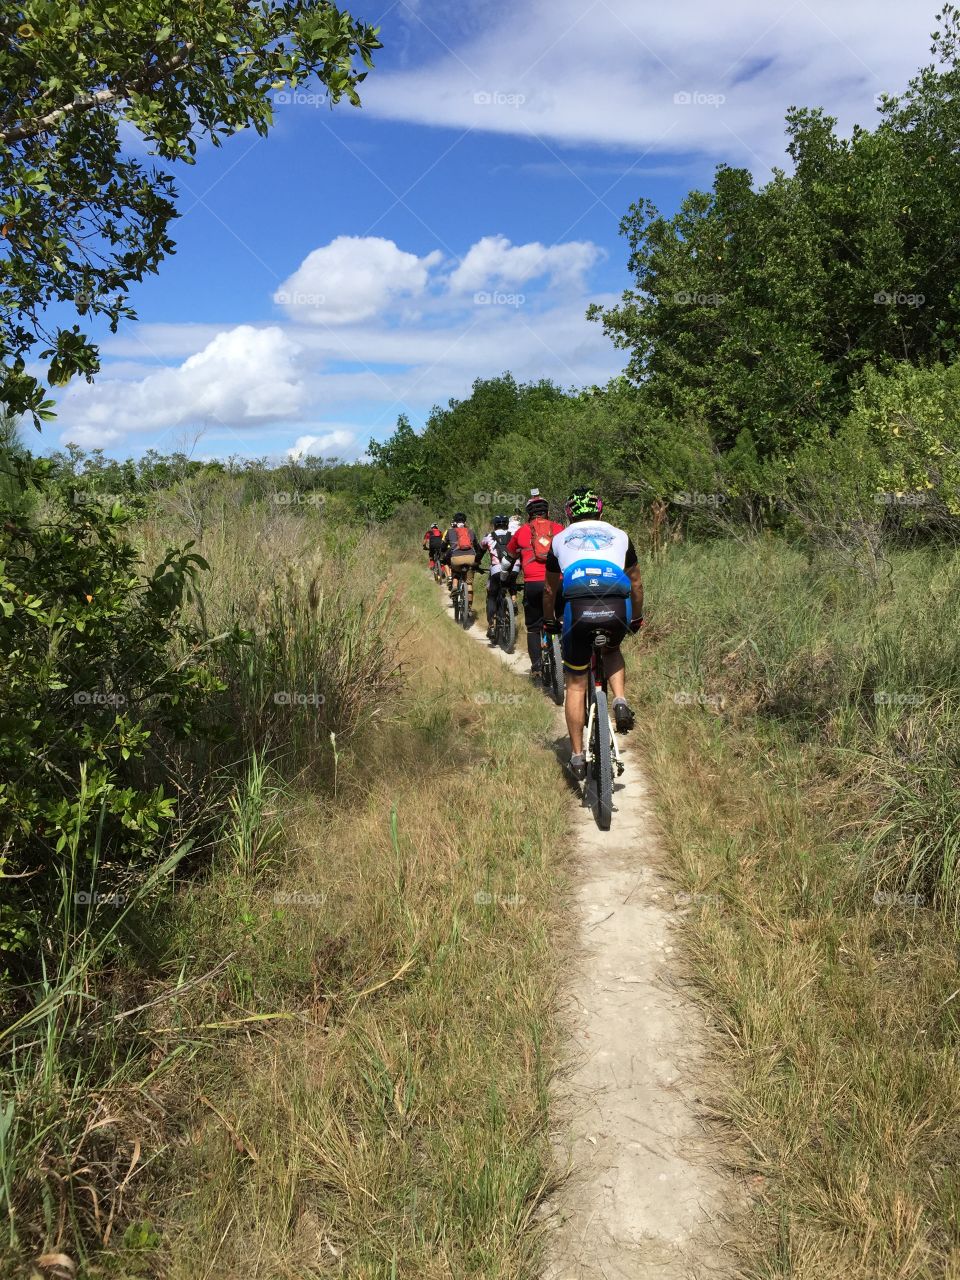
[274,236,444,324]
[448,234,602,293]
[288,430,357,459]
[58,325,305,446]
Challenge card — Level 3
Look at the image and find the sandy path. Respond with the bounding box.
[450,586,737,1278]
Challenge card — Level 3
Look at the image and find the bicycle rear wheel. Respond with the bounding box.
[460,581,472,629]
[592,686,613,830]
[453,580,463,624]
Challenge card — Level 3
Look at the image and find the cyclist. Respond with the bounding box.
[501,490,564,676]
[423,519,444,576]
[479,514,517,642]
[542,488,644,780]
[442,512,484,614]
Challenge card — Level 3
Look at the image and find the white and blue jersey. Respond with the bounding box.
[547,520,635,599]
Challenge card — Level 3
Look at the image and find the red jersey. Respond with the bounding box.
[505,519,564,584]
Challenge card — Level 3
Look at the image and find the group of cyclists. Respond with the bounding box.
[423,487,644,781]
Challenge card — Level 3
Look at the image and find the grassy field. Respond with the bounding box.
[1,497,574,1279]
[10,481,960,1279]
[633,536,960,1279]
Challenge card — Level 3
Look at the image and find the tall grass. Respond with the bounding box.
[0,492,403,1273]
[634,532,960,1277]
[644,538,960,910]
[2,488,567,1278]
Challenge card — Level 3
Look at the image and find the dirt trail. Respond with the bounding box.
[453,589,737,1278]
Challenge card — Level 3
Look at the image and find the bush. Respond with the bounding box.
[0,475,228,980]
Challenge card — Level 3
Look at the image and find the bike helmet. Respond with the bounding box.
[526,488,549,517]
[492,514,508,529]
[452,511,466,523]
[564,487,603,521]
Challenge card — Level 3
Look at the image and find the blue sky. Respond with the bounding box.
[47,0,938,461]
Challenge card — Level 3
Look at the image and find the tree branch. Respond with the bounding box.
[0,43,197,145]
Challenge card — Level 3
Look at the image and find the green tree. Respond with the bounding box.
[591,6,960,470]
[0,0,380,424]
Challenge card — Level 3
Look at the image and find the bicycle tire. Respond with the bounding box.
[453,581,463,624]
[498,592,516,654]
[593,686,613,829]
[460,582,472,630]
[547,632,564,705]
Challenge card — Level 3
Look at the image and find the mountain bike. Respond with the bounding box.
[583,630,625,830]
[540,624,564,706]
[431,552,445,584]
[453,567,481,630]
[493,578,517,654]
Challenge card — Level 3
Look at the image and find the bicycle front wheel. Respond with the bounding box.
[592,686,613,830]
[498,593,516,654]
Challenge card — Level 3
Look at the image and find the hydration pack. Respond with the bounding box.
[530,517,554,564]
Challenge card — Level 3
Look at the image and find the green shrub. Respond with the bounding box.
[0,474,229,979]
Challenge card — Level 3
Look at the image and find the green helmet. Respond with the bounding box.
[564,488,603,521]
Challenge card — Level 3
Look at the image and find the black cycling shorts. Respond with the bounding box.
[561,596,630,673]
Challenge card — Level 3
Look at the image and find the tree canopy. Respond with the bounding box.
[0,0,380,425]
[589,4,960,464]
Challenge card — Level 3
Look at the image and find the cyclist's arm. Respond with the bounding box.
[502,529,523,576]
[626,541,644,622]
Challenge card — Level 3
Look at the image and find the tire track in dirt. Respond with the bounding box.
[445,584,737,1278]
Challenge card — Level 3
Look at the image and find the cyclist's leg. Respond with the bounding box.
[523,582,544,670]
[486,575,499,626]
[563,600,592,754]
[597,600,634,729]
[606,650,626,699]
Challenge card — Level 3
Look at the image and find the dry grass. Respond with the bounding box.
[137,559,572,1279]
[633,540,960,1279]
[2,494,574,1280]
